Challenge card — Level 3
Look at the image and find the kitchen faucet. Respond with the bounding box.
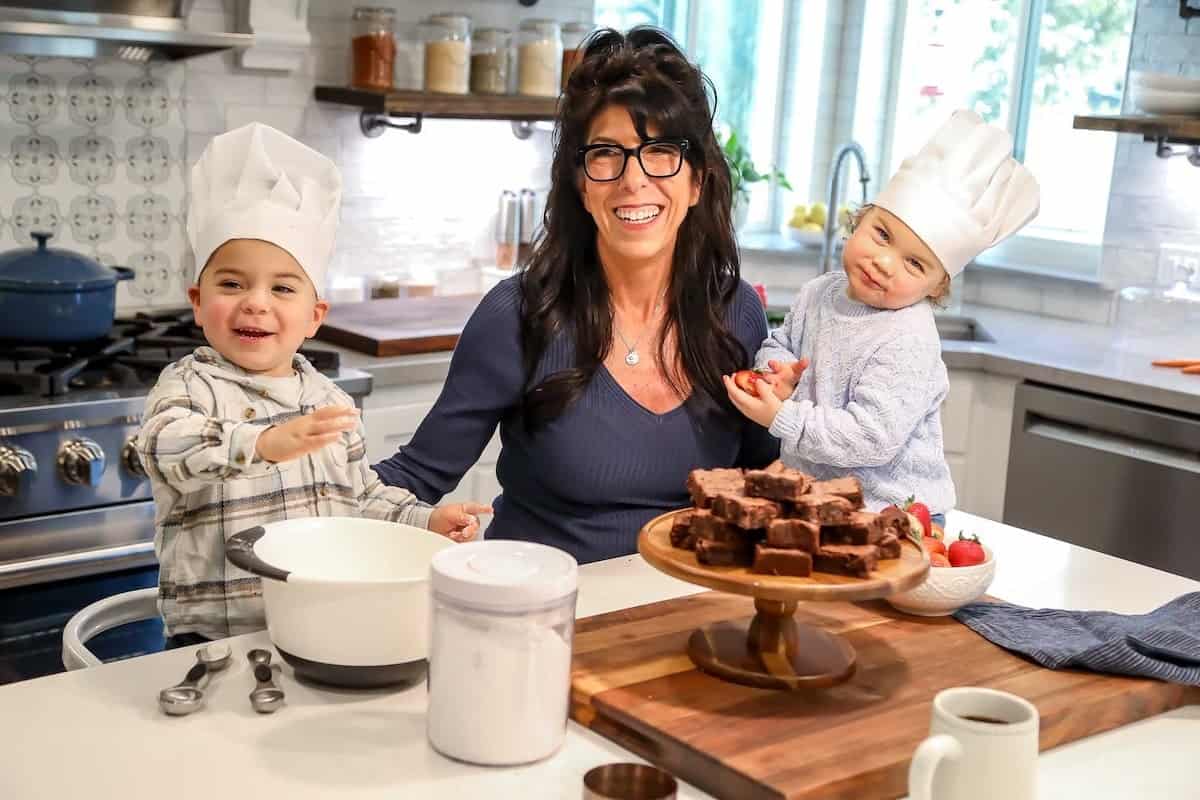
[819,142,871,274]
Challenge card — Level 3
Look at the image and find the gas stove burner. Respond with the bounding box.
[0,310,340,398]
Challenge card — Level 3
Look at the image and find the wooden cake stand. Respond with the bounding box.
[638,509,930,690]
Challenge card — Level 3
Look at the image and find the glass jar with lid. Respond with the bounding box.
[350,7,395,91]
[560,22,593,90]
[422,12,471,95]
[517,19,562,97]
[471,27,511,95]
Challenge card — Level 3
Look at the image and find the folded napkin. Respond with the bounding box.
[953,593,1200,686]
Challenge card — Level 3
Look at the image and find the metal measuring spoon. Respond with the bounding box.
[196,642,232,671]
[249,663,285,713]
[157,643,232,716]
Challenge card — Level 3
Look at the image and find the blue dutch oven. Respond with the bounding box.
[0,231,134,342]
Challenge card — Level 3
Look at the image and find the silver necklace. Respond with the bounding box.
[613,297,664,367]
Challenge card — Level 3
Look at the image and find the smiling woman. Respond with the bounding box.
[372,27,779,564]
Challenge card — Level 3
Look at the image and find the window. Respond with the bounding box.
[891,0,1135,275]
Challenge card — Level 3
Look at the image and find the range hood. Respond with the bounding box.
[0,1,252,62]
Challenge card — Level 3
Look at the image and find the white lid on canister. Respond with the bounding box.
[430,540,578,611]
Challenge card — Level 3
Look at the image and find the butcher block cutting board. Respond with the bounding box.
[314,295,482,357]
[570,592,1199,800]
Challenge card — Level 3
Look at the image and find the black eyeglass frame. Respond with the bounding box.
[575,138,691,182]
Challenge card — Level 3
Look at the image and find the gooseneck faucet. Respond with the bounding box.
[820,142,871,274]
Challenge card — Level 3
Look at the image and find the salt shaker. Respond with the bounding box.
[495,190,519,269]
[427,540,578,766]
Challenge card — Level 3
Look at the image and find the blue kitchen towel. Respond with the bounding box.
[953,592,1200,686]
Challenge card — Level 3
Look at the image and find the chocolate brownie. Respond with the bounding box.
[878,506,912,538]
[695,538,753,567]
[669,511,698,550]
[808,476,864,509]
[745,464,812,502]
[877,532,901,560]
[713,493,781,530]
[791,494,853,525]
[753,544,813,577]
[765,518,820,552]
[687,468,744,508]
[692,509,755,545]
[813,543,879,578]
[822,511,887,546]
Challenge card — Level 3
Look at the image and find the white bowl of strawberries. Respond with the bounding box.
[886,524,995,617]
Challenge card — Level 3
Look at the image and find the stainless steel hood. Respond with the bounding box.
[0,1,252,62]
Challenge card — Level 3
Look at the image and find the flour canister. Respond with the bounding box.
[427,540,578,765]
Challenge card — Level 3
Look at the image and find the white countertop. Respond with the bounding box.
[2,512,1197,800]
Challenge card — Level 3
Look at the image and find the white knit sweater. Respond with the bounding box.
[756,272,956,514]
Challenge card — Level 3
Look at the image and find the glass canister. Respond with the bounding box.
[427,540,579,766]
[350,7,395,91]
[471,27,511,95]
[560,21,593,90]
[517,19,562,97]
[422,13,471,95]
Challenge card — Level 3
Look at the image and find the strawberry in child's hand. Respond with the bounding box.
[732,369,766,397]
[947,533,986,567]
[904,496,933,538]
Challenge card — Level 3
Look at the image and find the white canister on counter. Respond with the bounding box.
[427,540,578,766]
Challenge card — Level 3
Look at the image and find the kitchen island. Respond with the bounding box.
[1,511,1196,800]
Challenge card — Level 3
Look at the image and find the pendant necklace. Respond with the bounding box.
[613,297,664,367]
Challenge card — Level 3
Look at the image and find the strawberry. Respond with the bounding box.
[922,536,946,557]
[732,369,765,397]
[929,522,945,541]
[930,553,951,568]
[947,533,986,567]
[904,496,933,539]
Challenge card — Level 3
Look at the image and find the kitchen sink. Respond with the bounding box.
[766,307,994,343]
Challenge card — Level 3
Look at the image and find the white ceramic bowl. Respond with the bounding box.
[885,546,995,617]
[1131,70,1200,93]
[787,226,825,247]
[1130,84,1200,116]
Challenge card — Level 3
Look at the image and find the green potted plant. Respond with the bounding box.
[721,127,791,230]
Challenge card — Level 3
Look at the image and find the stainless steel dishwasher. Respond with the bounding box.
[1004,381,1200,581]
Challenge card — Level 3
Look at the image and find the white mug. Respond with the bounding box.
[907,687,1039,800]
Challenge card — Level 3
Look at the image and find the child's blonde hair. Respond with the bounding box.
[845,204,951,306]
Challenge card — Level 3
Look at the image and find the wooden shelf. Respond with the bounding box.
[1074,114,1200,145]
[314,86,558,121]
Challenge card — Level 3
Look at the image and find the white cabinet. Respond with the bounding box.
[362,381,500,532]
[941,368,1019,520]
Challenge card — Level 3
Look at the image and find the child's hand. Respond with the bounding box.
[724,373,783,429]
[762,358,809,401]
[255,406,359,464]
[429,502,493,543]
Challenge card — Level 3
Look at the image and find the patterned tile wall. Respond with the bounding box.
[0,56,187,310]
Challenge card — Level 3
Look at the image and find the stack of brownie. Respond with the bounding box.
[670,463,909,578]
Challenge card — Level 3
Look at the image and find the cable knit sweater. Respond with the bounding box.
[756,272,956,514]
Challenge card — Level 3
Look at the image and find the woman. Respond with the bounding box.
[373,27,778,563]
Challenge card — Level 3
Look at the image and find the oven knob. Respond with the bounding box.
[121,437,146,478]
[58,437,106,487]
[0,444,37,498]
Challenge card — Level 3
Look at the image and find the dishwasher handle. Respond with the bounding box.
[1025,414,1200,476]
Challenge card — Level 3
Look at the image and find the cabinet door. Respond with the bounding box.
[362,402,434,465]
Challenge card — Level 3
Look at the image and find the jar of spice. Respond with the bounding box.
[560,21,593,90]
[427,541,578,766]
[350,7,395,91]
[471,27,511,95]
[422,12,471,95]
[517,19,562,97]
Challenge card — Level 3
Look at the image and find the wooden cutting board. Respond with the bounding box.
[570,592,1199,800]
[314,295,482,357]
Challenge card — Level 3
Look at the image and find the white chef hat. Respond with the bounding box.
[188,122,341,296]
[871,110,1040,278]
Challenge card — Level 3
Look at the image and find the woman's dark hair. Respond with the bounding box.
[518,26,746,429]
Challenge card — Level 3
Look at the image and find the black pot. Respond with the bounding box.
[0,231,134,342]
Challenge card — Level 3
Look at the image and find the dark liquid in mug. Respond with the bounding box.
[961,715,1009,724]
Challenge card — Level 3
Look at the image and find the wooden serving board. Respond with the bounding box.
[314,294,481,357]
[570,592,1199,800]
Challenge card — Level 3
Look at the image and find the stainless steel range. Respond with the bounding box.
[0,310,371,682]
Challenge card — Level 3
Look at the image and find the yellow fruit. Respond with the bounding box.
[791,203,808,221]
[806,202,827,227]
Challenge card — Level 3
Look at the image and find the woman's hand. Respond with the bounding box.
[256,406,359,464]
[762,358,809,401]
[429,502,493,543]
[724,373,783,429]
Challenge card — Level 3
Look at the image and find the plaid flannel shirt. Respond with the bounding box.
[135,347,433,639]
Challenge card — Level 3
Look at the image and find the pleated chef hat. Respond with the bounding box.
[188,122,341,295]
[872,110,1040,278]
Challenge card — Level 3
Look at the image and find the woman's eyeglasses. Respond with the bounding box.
[576,139,689,182]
